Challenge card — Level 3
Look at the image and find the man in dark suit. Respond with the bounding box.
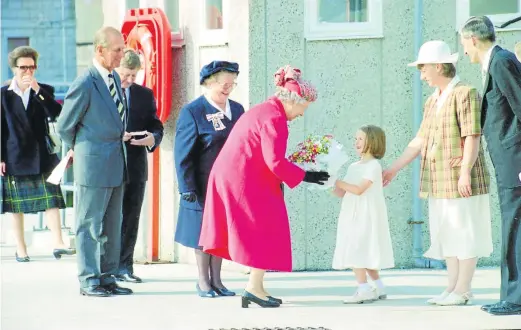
[460,16,521,316]
[114,49,163,283]
[57,27,132,297]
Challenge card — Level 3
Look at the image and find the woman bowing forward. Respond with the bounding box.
[199,65,329,308]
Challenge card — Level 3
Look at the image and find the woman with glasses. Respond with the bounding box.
[1,46,75,262]
[174,60,244,297]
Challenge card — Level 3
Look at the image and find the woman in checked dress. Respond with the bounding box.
[383,40,492,306]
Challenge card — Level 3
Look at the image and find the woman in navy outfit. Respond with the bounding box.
[174,61,244,297]
[1,46,75,262]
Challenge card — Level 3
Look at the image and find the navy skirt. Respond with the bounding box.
[175,207,203,249]
[1,173,66,214]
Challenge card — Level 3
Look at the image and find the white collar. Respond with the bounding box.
[482,45,496,72]
[7,78,30,95]
[433,75,461,110]
[92,58,112,84]
[204,94,232,119]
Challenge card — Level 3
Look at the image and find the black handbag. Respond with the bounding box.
[44,117,61,155]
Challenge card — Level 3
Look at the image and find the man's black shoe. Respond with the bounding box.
[80,285,111,297]
[116,274,143,283]
[103,283,133,295]
[484,301,521,315]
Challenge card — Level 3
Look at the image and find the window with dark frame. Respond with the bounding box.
[7,37,30,53]
[318,0,368,23]
[470,0,519,16]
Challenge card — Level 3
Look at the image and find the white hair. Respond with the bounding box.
[274,87,306,104]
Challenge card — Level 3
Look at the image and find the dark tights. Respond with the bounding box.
[195,249,225,291]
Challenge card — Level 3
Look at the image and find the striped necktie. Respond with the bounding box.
[108,74,125,122]
[122,87,128,110]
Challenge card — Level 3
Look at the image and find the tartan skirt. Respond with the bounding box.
[1,173,66,214]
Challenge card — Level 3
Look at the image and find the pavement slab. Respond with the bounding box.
[1,246,520,330]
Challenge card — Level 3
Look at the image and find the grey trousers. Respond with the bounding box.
[75,184,124,288]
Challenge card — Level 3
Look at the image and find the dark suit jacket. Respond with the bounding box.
[125,83,164,183]
[174,95,244,210]
[1,83,62,176]
[481,46,521,188]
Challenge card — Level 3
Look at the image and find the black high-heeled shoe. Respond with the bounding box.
[15,252,30,262]
[53,248,76,260]
[241,291,280,308]
[268,296,283,304]
[211,285,236,297]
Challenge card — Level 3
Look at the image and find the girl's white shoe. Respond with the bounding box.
[343,289,376,304]
[373,287,387,300]
[427,291,450,304]
[435,292,473,306]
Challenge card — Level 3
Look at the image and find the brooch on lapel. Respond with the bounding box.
[206,112,226,131]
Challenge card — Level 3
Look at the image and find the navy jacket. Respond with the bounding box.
[1,83,62,176]
[174,95,244,210]
[481,46,521,188]
[125,84,164,183]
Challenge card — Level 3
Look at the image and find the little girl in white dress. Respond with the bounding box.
[332,125,395,304]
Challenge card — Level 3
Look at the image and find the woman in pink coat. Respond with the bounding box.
[199,65,330,308]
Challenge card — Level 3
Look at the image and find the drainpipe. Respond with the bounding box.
[411,0,445,269]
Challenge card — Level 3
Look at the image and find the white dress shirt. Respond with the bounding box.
[482,44,497,73]
[481,45,497,86]
[204,94,232,120]
[92,58,112,89]
[7,79,32,110]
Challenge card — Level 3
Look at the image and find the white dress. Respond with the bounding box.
[332,159,395,270]
[424,195,493,260]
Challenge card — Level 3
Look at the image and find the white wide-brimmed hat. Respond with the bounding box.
[407,40,459,67]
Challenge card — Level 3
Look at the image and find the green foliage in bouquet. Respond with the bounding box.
[288,134,334,164]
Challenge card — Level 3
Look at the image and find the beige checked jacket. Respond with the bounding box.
[416,82,490,199]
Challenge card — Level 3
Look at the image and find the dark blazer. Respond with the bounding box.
[481,46,521,188]
[125,83,164,183]
[174,95,245,210]
[1,83,62,176]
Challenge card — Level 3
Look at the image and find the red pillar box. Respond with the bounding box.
[121,8,172,261]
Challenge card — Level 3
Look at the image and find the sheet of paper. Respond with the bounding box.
[47,154,72,185]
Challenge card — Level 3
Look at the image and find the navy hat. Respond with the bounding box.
[199,61,239,85]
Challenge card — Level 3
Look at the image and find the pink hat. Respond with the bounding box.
[274,65,318,102]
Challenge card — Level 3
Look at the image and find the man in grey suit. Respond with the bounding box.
[57,26,133,297]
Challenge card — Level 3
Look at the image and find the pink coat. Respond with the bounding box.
[199,97,305,272]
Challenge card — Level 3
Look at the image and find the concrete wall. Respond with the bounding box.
[249,0,521,270]
[162,0,250,272]
[63,0,520,271]
[1,0,77,89]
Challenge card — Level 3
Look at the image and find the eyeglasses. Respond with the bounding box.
[16,65,37,72]
[217,81,238,90]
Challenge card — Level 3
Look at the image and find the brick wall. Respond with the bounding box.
[1,0,77,94]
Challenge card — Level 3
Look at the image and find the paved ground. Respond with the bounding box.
[1,244,520,330]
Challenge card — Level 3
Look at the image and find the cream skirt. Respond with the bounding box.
[424,194,493,260]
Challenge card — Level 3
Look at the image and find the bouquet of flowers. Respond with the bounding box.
[288,134,349,190]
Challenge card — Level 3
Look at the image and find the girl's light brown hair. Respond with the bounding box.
[360,125,386,159]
